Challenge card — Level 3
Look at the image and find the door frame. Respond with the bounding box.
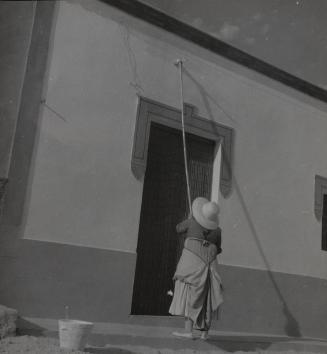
[131,96,234,198]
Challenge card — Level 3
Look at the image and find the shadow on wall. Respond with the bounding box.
[0,178,8,219]
[1,1,56,230]
[183,68,302,338]
[17,318,48,337]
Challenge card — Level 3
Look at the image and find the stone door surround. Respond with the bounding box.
[131,96,234,197]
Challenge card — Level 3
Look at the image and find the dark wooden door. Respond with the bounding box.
[131,123,215,315]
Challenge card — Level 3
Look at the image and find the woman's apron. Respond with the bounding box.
[169,238,223,330]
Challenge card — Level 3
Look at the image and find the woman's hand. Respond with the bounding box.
[202,240,210,247]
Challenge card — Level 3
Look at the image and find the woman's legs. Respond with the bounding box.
[172,317,194,339]
[185,318,193,333]
[200,330,209,340]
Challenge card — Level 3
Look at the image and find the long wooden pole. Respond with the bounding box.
[176,59,192,216]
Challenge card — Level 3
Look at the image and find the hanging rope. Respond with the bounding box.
[175,59,192,216]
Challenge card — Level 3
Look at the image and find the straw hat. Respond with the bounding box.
[192,197,220,230]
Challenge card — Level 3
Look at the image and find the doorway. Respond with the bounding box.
[131,122,215,315]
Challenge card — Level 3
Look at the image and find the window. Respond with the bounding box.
[322,195,327,251]
[314,175,327,250]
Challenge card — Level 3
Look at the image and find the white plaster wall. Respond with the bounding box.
[24,0,327,279]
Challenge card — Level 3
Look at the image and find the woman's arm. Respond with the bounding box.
[216,229,222,254]
[208,228,222,253]
[176,219,190,234]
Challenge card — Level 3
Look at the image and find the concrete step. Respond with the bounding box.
[19,318,327,353]
[86,328,327,353]
[0,305,18,338]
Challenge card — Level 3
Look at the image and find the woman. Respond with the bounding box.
[169,197,223,340]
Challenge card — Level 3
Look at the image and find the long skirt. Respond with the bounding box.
[169,238,223,330]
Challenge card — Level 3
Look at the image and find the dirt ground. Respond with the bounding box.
[0,336,87,354]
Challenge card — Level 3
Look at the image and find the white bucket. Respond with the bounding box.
[58,319,93,350]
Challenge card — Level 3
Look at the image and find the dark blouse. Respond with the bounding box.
[176,217,222,254]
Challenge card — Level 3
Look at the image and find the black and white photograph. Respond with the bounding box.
[0,1,327,353]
